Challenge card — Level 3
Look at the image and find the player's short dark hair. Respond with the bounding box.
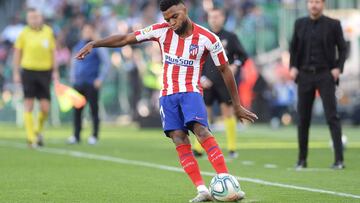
[159,0,184,12]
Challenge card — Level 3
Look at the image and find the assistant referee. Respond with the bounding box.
[13,8,58,148]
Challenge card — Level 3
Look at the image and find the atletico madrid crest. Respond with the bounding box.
[189,44,199,57]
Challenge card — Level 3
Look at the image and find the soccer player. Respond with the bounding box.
[68,23,110,145]
[192,8,248,159]
[75,0,257,202]
[13,8,58,148]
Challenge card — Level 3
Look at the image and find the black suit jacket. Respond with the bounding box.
[289,15,347,72]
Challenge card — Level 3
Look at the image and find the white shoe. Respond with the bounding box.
[88,136,97,145]
[189,190,213,202]
[67,136,78,144]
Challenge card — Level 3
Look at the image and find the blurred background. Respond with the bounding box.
[0,0,359,129]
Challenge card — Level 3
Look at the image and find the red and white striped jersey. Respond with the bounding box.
[135,22,228,97]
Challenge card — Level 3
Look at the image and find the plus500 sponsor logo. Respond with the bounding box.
[165,54,194,66]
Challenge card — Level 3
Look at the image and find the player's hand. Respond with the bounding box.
[13,72,21,84]
[234,104,258,123]
[75,41,94,60]
[289,67,298,80]
[200,77,213,89]
[331,68,341,82]
[94,79,102,89]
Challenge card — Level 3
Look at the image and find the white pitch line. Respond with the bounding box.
[1,141,360,200]
[264,164,278,169]
[241,160,255,165]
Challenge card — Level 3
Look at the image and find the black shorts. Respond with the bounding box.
[21,69,52,100]
[203,83,232,106]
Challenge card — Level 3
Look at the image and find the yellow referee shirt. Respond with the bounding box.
[14,25,55,71]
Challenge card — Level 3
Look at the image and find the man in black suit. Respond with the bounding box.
[289,0,347,169]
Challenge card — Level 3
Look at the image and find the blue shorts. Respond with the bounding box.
[159,92,209,136]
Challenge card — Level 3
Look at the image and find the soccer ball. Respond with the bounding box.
[209,173,245,201]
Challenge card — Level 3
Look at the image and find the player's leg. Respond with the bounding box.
[86,84,99,144]
[190,121,245,201]
[169,91,244,200]
[170,131,212,202]
[159,95,211,202]
[169,130,206,189]
[296,73,316,168]
[171,131,213,202]
[220,103,237,158]
[192,88,214,156]
[181,92,228,174]
[192,123,228,174]
[192,105,213,157]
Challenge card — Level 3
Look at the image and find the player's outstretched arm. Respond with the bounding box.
[75,33,137,60]
[218,63,258,123]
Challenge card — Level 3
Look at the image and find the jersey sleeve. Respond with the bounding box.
[14,30,25,50]
[134,23,169,42]
[206,35,228,66]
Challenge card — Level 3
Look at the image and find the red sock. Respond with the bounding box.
[201,136,228,174]
[176,144,204,187]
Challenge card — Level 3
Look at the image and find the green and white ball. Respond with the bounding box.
[209,173,244,201]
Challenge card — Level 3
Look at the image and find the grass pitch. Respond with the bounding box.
[0,124,359,202]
